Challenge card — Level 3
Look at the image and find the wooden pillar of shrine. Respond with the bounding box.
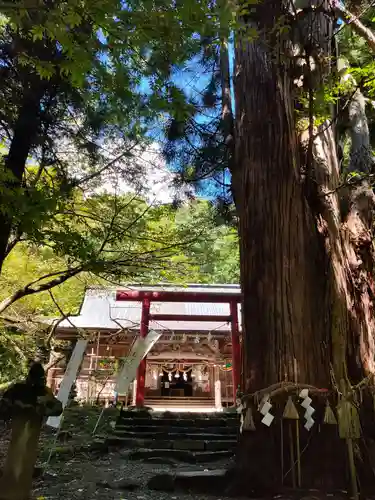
[135,298,150,407]
[230,301,241,402]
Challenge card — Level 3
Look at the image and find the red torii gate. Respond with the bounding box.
[116,289,243,407]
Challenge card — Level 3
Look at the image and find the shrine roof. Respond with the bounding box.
[56,284,242,333]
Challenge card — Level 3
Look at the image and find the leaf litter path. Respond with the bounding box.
[32,450,241,500]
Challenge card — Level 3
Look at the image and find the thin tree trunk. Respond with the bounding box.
[0,89,43,273]
[219,36,234,149]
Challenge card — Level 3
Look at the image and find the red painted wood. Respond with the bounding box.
[230,301,241,401]
[116,290,242,303]
[117,288,243,405]
[149,314,231,322]
[136,298,150,407]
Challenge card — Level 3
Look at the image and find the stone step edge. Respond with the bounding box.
[116,417,240,421]
[118,413,239,416]
[103,436,237,452]
[116,418,239,426]
[127,448,234,463]
[114,426,237,434]
[112,431,237,440]
[122,409,238,420]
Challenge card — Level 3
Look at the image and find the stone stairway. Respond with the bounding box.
[103,410,239,463]
[144,397,215,411]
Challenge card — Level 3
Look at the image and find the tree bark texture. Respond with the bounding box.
[232,23,330,394]
[230,0,375,494]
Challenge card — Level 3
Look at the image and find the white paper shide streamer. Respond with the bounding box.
[299,388,315,431]
[259,395,274,427]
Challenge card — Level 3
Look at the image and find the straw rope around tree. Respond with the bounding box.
[238,376,375,500]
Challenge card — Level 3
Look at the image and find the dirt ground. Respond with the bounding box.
[0,408,239,500]
[33,449,238,500]
[0,408,362,500]
[30,450,353,500]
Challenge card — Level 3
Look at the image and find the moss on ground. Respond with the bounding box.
[38,406,119,463]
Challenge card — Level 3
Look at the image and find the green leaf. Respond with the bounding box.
[30,25,45,41]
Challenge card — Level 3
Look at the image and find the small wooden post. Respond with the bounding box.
[214,365,222,410]
[132,379,137,406]
[338,379,360,500]
[0,413,43,500]
[283,396,300,489]
[0,363,62,500]
[288,422,296,488]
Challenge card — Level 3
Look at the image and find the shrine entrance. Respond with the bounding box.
[145,362,214,405]
[116,288,242,407]
[52,284,242,409]
[160,368,193,397]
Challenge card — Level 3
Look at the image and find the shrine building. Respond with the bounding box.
[51,284,242,411]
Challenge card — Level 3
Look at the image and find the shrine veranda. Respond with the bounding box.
[50,284,242,410]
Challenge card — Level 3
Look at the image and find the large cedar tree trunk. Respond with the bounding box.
[230,0,375,495]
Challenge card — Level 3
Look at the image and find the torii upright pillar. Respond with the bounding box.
[136,298,150,407]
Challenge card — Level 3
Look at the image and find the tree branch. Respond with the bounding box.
[47,289,87,338]
[0,266,82,315]
[44,353,64,373]
[0,331,29,362]
[69,143,139,189]
[335,3,375,54]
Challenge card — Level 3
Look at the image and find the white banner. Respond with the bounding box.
[47,339,88,428]
[116,329,161,395]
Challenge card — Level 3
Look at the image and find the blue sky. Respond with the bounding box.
[98,23,235,202]
[141,40,235,201]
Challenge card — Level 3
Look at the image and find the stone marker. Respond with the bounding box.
[0,362,62,500]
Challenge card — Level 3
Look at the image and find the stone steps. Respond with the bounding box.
[144,399,215,410]
[113,430,236,441]
[127,448,234,464]
[117,416,238,427]
[110,410,240,460]
[145,398,215,406]
[115,425,237,435]
[118,410,237,419]
[105,435,237,451]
